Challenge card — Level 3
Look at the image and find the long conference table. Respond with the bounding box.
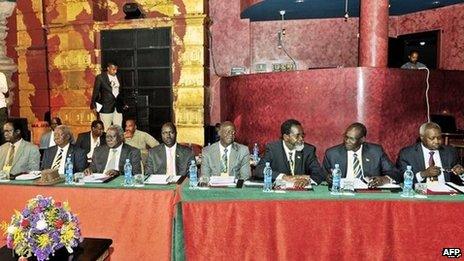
[1,178,463,261]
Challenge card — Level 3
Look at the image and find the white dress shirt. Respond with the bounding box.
[346,145,363,180]
[0,72,8,108]
[104,144,123,172]
[416,144,445,183]
[49,131,56,147]
[108,74,120,97]
[53,143,70,175]
[87,135,101,159]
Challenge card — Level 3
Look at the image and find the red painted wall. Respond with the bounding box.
[223,68,464,161]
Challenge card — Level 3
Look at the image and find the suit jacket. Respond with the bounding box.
[39,131,52,149]
[201,142,251,180]
[75,131,106,156]
[41,144,88,172]
[255,140,325,184]
[396,142,462,184]
[90,143,141,174]
[0,140,40,175]
[322,142,398,181]
[91,73,125,113]
[146,143,195,176]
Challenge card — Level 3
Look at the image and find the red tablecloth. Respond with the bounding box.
[0,185,177,261]
[182,199,464,260]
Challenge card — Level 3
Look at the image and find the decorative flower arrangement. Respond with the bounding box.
[1,195,82,261]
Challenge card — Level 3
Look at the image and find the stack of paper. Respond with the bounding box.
[144,174,180,185]
[446,182,464,193]
[428,182,456,193]
[244,180,264,187]
[342,178,401,190]
[82,173,112,183]
[275,174,312,190]
[209,176,236,187]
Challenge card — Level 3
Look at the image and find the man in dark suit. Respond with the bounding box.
[75,120,106,159]
[84,125,141,176]
[323,122,397,187]
[41,125,87,174]
[90,62,126,131]
[255,119,324,187]
[397,122,464,184]
[146,122,194,176]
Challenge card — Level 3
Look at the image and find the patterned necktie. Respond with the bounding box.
[51,148,64,170]
[353,153,363,179]
[288,152,295,175]
[5,144,15,167]
[428,151,435,167]
[167,147,176,176]
[221,148,228,173]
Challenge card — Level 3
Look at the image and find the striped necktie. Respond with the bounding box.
[5,144,15,167]
[221,148,228,173]
[52,148,64,170]
[353,153,363,179]
[288,152,295,175]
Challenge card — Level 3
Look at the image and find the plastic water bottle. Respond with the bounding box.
[124,159,133,186]
[189,160,198,189]
[252,143,260,163]
[263,162,272,192]
[331,164,342,194]
[64,156,73,185]
[402,165,414,197]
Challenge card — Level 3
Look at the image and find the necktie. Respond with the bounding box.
[167,147,176,176]
[221,148,228,173]
[5,144,15,167]
[288,152,295,175]
[353,153,363,179]
[51,148,64,170]
[428,151,435,167]
[106,149,117,172]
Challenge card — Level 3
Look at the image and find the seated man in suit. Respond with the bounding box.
[397,122,464,184]
[201,121,251,180]
[323,122,397,187]
[41,125,87,174]
[0,120,40,176]
[84,125,141,176]
[39,117,61,149]
[146,122,195,176]
[75,120,106,159]
[255,119,324,187]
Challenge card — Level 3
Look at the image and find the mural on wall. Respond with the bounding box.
[13,0,207,144]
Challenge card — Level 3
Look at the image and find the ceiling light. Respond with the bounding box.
[295,0,304,3]
[432,1,440,5]
[420,41,426,46]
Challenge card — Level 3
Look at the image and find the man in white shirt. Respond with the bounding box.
[201,121,251,180]
[91,63,127,131]
[323,122,397,188]
[0,72,9,144]
[397,122,464,185]
[41,125,87,174]
[75,120,106,159]
[146,122,195,175]
[84,125,141,176]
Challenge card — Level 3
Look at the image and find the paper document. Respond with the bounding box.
[244,180,264,187]
[95,102,102,112]
[275,174,312,189]
[209,176,236,187]
[428,182,456,193]
[144,174,180,185]
[341,178,401,190]
[15,171,41,180]
[83,173,111,183]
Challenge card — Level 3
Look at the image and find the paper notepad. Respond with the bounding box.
[275,174,312,190]
[15,171,42,180]
[144,174,180,185]
[341,178,401,190]
[446,182,464,193]
[83,173,112,183]
[209,176,236,187]
[428,182,456,193]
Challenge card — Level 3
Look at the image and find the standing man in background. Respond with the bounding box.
[91,62,127,130]
[0,72,9,145]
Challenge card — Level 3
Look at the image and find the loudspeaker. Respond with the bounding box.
[123,3,143,19]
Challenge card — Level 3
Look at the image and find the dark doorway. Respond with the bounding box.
[388,30,439,69]
[101,28,172,141]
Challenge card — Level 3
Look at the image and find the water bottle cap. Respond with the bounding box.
[191,160,196,164]
[406,165,412,170]
[126,159,130,162]
[334,164,339,168]
[265,162,270,166]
